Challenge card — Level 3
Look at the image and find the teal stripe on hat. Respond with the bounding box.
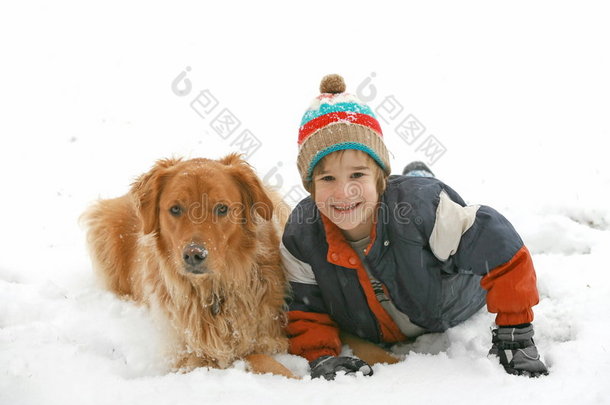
[300,102,377,126]
[306,142,387,181]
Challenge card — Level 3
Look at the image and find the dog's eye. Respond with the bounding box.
[214,204,229,216]
[169,205,183,217]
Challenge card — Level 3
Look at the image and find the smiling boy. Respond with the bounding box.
[280,74,548,380]
[312,150,381,241]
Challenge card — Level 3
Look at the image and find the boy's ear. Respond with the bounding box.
[222,154,273,222]
[131,158,181,234]
[377,174,389,195]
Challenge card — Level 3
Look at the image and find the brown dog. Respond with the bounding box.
[81,154,294,377]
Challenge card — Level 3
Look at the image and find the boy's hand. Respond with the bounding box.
[309,355,373,380]
[489,323,549,377]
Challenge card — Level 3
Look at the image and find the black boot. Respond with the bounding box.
[402,161,435,177]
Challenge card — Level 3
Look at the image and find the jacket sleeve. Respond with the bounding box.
[424,186,539,326]
[280,242,341,361]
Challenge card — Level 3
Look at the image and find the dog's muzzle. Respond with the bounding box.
[183,243,209,274]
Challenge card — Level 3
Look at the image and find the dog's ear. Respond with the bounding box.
[224,154,273,221]
[218,152,243,167]
[131,158,181,234]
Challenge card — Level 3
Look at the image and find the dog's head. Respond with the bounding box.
[131,153,274,277]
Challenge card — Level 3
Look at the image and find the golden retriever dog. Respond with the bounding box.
[81,153,294,378]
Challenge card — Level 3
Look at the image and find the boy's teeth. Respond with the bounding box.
[334,203,358,211]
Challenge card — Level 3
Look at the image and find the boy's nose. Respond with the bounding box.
[335,181,362,199]
[331,182,349,200]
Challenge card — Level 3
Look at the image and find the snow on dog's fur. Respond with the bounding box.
[81,154,294,377]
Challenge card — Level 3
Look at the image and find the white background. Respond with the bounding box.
[1,1,609,404]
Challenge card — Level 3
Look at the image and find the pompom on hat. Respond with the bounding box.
[297,74,391,189]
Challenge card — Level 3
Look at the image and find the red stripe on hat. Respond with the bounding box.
[298,112,382,145]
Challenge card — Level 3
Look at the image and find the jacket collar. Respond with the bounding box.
[321,208,378,268]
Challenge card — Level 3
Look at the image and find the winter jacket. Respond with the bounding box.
[281,175,540,362]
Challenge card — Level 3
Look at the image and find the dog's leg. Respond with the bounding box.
[174,354,215,372]
[340,332,400,365]
[244,354,298,379]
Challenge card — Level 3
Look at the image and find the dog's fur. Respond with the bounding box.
[81,154,294,377]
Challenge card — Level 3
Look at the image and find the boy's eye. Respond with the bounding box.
[319,175,335,182]
[351,172,365,179]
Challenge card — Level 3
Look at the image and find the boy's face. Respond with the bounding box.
[313,150,379,241]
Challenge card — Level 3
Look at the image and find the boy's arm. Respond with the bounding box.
[424,185,547,376]
[280,242,342,361]
[426,187,539,326]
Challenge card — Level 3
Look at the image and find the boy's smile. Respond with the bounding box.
[313,150,379,241]
[331,201,360,211]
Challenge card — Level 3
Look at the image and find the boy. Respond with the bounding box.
[280,74,548,380]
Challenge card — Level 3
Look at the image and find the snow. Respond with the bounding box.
[1,1,610,404]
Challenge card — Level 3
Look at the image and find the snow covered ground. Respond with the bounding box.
[1,1,610,404]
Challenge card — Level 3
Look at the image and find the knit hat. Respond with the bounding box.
[297,74,391,189]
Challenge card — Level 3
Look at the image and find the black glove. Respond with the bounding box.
[310,355,373,380]
[489,323,548,377]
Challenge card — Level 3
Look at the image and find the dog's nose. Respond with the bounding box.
[183,243,208,267]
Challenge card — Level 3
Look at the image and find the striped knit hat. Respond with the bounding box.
[297,74,391,189]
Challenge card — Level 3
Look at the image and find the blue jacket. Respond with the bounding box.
[281,175,539,361]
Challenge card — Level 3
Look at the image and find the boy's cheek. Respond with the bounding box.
[314,200,331,213]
